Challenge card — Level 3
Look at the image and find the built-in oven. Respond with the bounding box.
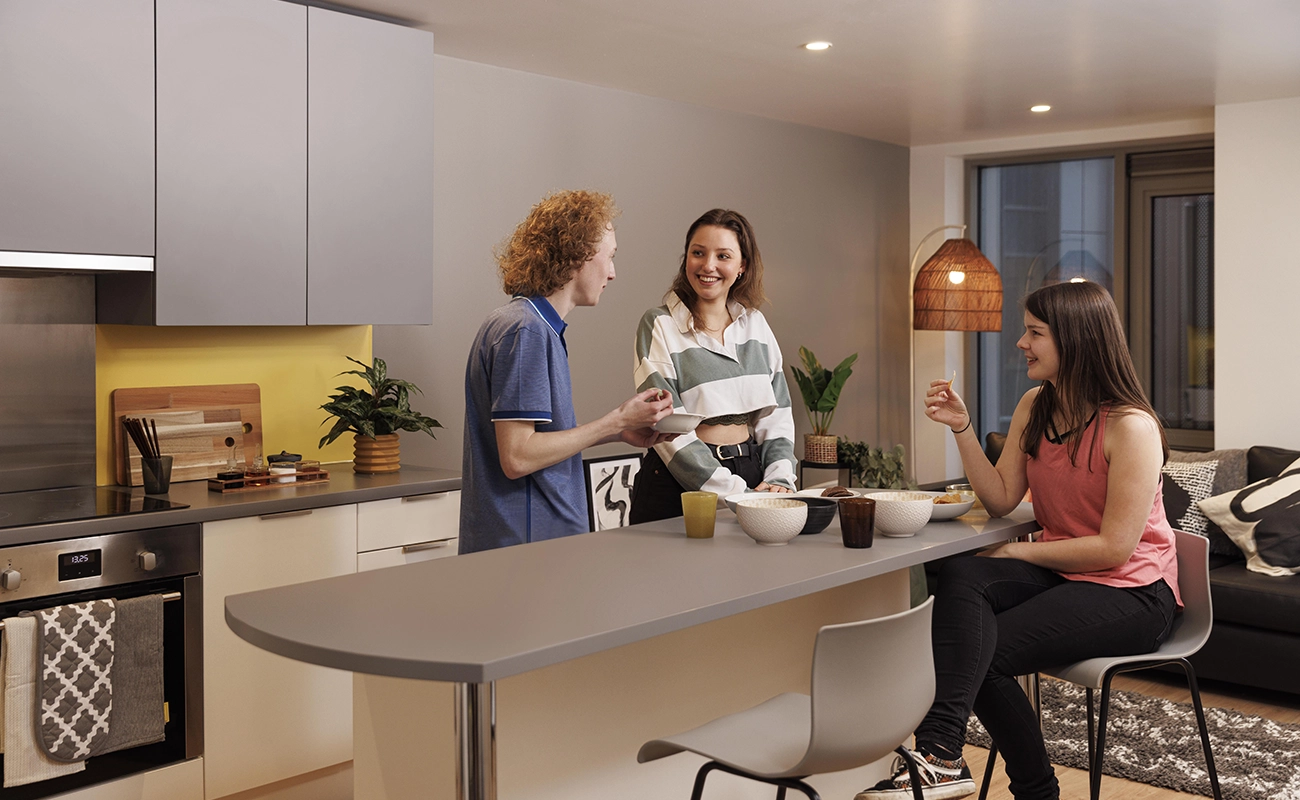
[0,524,201,798]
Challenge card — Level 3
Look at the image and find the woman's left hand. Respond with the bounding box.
[755,482,793,493]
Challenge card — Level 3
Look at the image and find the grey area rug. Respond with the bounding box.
[965,678,1300,800]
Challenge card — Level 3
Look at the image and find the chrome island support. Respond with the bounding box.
[455,682,497,800]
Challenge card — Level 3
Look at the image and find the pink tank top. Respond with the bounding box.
[1024,409,1182,606]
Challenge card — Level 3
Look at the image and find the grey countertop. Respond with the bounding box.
[0,465,461,547]
[225,504,1040,684]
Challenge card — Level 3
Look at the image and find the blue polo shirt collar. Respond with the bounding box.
[519,296,567,349]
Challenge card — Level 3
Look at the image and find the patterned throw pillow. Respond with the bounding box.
[1161,460,1218,538]
[1199,457,1300,576]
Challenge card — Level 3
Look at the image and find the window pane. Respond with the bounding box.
[976,158,1115,436]
[1151,194,1214,431]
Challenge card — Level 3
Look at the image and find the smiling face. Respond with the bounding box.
[684,225,744,305]
[570,227,617,307]
[1017,310,1060,383]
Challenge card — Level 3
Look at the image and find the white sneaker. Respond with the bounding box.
[854,747,976,800]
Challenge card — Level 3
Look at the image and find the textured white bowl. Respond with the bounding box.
[653,412,705,434]
[862,491,934,537]
[723,492,767,513]
[735,498,807,546]
[924,491,977,520]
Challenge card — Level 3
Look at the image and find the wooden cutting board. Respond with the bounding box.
[112,384,263,486]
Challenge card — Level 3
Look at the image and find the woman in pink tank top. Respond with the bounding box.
[858,282,1179,800]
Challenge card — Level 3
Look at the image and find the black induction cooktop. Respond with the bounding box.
[0,486,188,530]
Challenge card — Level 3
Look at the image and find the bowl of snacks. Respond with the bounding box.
[734,497,808,546]
[861,491,934,537]
[926,490,976,520]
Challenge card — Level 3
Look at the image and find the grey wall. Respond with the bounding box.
[375,55,911,475]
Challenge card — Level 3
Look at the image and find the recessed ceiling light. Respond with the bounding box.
[1030,104,1052,113]
[804,41,832,51]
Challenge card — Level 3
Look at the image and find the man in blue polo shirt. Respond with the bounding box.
[460,190,675,553]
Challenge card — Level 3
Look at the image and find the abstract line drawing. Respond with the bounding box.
[584,454,643,531]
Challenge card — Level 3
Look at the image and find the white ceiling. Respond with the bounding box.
[343,0,1300,147]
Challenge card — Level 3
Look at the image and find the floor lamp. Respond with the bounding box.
[908,224,1002,481]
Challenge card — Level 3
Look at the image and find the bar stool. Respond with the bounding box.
[978,530,1223,800]
[638,598,935,800]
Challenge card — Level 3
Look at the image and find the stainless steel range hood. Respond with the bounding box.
[0,250,153,273]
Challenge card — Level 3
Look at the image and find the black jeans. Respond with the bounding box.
[916,555,1177,800]
[628,437,764,524]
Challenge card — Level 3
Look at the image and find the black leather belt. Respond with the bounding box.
[712,443,750,460]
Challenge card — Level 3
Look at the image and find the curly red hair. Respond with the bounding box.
[497,190,620,296]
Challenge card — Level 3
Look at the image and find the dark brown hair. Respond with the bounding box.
[497,190,619,297]
[1020,281,1168,465]
[668,209,767,328]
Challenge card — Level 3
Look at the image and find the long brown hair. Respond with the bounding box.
[1020,281,1168,465]
[497,190,619,296]
[668,209,767,329]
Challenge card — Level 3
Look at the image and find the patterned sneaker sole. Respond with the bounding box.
[855,777,977,800]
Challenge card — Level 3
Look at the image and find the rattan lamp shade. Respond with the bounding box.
[912,238,1003,331]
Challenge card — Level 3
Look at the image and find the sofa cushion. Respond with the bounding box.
[1200,457,1300,576]
[1161,460,1217,538]
[1248,445,1300,484]
[1169,448,1248,496]
[1209,562,1300,636]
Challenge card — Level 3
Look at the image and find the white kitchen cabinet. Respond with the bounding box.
[202,505,357,799]
[357,491,459,571]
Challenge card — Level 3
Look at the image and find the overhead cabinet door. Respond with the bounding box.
[156,0,307,325]
[0,0,154,257]
[307,8,434,325]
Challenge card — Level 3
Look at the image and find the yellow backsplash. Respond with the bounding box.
[95,325,372,486]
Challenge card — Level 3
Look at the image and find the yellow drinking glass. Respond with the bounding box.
[681,491,719,539]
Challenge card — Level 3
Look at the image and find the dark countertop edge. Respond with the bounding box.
[225,513,1038,684]
[0,465,461,548]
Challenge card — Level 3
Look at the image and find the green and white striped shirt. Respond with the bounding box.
[634,292,796,496]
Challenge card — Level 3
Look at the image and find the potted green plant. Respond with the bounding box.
[836,440,915,489]
[319,356,441,473]
[789,347,857,464]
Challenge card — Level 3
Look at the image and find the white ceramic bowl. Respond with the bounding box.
[654,412,705,434]
[724,492,767,513]
[923,491,976,520]
[734,498,807,546]
[862,491,934,537]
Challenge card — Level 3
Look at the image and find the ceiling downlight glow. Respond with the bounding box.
[1030,104,1052,113]
[804,41,832,51]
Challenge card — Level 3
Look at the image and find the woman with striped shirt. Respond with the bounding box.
[628,209,797,524]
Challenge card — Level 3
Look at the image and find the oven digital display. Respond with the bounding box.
[58,549,102,581]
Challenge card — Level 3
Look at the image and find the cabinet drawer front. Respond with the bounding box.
[358,491,459,553]
[357,538,457,572]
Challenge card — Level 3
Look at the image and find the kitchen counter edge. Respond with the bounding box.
[0,466,462,547]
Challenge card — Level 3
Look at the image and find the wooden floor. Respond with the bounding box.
[964,671,1300,799]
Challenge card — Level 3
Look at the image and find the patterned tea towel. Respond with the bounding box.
[3,615,85,787]
[99,595,165,754]
[36,600,116,762]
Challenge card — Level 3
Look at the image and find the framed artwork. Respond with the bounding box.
[584,453,643,531]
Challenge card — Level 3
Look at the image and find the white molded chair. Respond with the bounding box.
[638,597,935,800]
[979,529,1223,800]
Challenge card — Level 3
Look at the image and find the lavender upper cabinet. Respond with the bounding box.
[307,8,434,325]
[0,0,154,257]
[154,0,308,325]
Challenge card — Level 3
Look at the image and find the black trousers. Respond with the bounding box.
[628,438,764,525]
[916,555,1177,800]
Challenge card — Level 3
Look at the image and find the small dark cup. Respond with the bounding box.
[141,455,173,495]
[839,497,876,548]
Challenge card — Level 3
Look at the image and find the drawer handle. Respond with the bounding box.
[258,508,314,520]
[401,539,452,554]
[401,493,446,503]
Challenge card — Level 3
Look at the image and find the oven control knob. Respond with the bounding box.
[138,552,158,572]
[1,569,21,591]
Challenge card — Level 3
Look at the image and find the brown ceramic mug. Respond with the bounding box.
[839,497,876,548]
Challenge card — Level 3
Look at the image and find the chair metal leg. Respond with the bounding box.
[688,761,820,800]
[689,762,721,800]
[977,742,997,800]
[1085,686,1095,769]
[776,787,787,800]
[894,746,927,800]
[1091,674,1117,800]
[1176,659,1223,800]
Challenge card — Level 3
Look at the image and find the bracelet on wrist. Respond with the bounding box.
[952,419,972,435]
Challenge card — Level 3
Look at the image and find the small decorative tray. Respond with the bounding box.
[207,468,330,493]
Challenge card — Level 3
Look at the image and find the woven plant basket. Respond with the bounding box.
[354,433,401,474]
[803,433,838,465]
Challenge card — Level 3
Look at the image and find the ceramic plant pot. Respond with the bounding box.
[803,433,838,465]
[353,433,401,474]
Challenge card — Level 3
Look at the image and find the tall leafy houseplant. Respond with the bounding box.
[837,440,915,490]
[319,356,441,473]
[789,347,857,464]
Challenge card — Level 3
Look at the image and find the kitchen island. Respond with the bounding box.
[227,503,1039,800]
